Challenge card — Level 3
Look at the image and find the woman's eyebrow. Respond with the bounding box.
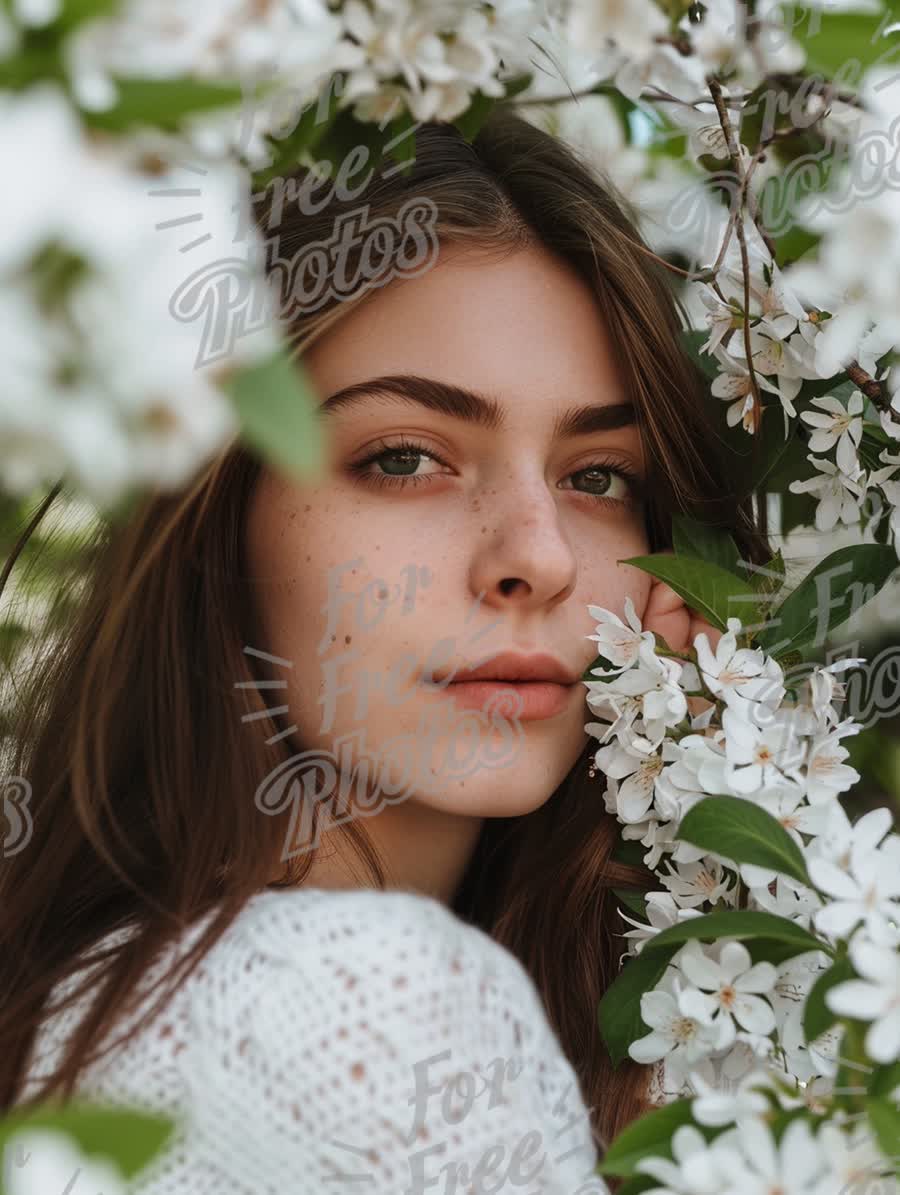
[316,373,636,437]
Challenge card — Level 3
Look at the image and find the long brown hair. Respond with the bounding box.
[0,103,771,1165]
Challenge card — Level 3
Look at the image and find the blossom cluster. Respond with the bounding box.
[2,0,900,523]
[585,596,900,1192]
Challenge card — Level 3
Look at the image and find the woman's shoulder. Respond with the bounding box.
[25,886,605,1193]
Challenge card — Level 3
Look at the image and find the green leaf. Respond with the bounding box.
[85,77,244,133]
[619,553,763,633]
[0,1103,174,1182]
[795,7,900,80]
[679,328,719,382]
[611,838,649,869]
[612,888,649,920]
[223,349,325,483]
[757,545,899,656]
[597,1098,699,1176]
[598,945,679,1066]
[678,796,813,889]
[671,514,742,576]
[640,909,827,957]
[743,549,786,605]
[53,0,122,33]
[453,90,498,143]
[803,955,855,1043]
[866,1098,900,1176]
[501,72,534,102]
[746,938,818,968]
[252,82,342,188]
[383,108,418,178]
[871,1060,900,1101]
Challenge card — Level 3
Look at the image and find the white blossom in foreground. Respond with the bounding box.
[5,1127,128,1195]
[827,936,900,1062]
[0,85,280,508]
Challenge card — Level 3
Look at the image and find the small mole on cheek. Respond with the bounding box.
[481,526,487,534]
[306,555,311,563]
[304,505,311,512]
[345,635,352,645]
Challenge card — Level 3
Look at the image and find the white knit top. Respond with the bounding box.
[15,887,644,1194]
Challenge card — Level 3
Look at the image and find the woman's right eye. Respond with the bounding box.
[348,438,452,491]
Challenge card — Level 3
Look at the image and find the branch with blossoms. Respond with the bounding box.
[583,516,900,1193]
[1,0,900,545]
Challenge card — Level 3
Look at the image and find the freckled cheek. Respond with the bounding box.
[577,526,652,619]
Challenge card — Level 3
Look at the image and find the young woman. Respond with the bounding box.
[0,106,770,1192]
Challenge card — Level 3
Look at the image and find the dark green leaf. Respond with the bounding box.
[619,553,763,632]
[453,90,498,143]
[0,1103,174,1181]
[383,108,418,178]
[598,945,679,1066]
[678,796,813,888]
[54,0,122,33]
[866,1098,900,1176]
[757,545,899,656]
[798,8,900,79]
[803,955,855,1043]
[86,77,245,133]
[672,514,742,576]
[743,548,786,603]
[612,888,649,920]
[870,1060,900,1100]
[224,349,325,483]
[252,82,341,188]
[641,909,827,956]
[597,1099,699,1176]
[611,838,649,869]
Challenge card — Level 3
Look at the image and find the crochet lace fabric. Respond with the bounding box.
[16,887,650,1194]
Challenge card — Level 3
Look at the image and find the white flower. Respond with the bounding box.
[689,1067,774,1126]
[629,984,728,1069]
[0,84,279,508]
[659,859,736,910]
[6,1127,128,1195]
[721,704,807,794]
[801,391,865,474]
[586,596,653,671]
[693,618,784,708]
[805,725,862,804]
[677,939,778,1050]
[618,891,704,959]
[709,347,782,433]
[726,326,824,422]
[827,936,900,1063]
[707,1116,825,1195]
[809,813,900,947]
[749,873,822,933]
[592,738,665,824]
[787,185,900,374]
[789,455,866,532]
[817,1120,900,1195]
[605,646,690,744]
[635,1123,723,1195]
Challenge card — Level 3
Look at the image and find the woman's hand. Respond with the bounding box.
[640,551,723,656]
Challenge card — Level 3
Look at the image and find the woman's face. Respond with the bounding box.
[244,241,653,838]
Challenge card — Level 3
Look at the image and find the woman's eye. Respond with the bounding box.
[348,440,640,506]
[349,440,449,489]
[562,466,635,504]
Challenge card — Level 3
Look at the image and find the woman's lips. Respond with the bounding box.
[421,679,578,720]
